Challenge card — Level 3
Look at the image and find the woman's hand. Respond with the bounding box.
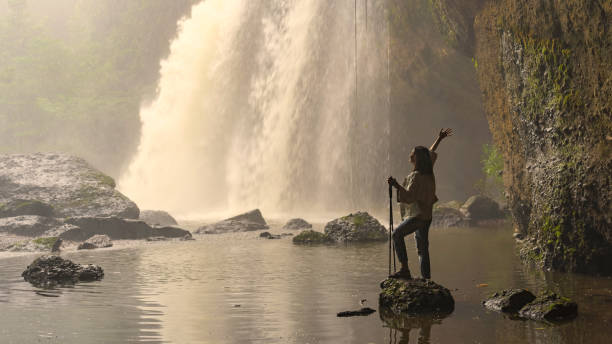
[387,176,400,188]
[438,128,454,140]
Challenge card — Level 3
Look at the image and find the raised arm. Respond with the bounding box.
[430,128,453,152]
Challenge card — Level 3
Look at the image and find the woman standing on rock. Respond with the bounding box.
[387,128,453,279]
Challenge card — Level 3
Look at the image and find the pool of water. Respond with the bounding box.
[1,223,611,343]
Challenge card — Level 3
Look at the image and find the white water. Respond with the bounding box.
[119,0,389,218]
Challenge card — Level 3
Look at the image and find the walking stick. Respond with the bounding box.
[388,183,393,275]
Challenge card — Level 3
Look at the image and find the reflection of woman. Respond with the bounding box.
[387,129,453,279]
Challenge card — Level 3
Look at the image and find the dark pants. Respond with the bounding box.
[392,217,432,279]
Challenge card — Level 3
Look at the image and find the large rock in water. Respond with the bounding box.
[518,291,578,322]
[431,207,467,228]
[196,209,268,234]
[60,216,191,240]
[22,255,104,287]
[460,195,503,221]
[139,210,178,226]
[483,289,536,313]
[0,153,139,219]
[324,212,387,242]
[77,234,113,250]
[292,230,334,244]
[283,218,312,230]
[379,278,454,316]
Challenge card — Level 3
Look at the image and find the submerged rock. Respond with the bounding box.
[292,230,334,244]
[283,218,312,230]
[196,209,269,234]
[77,234,112,250]
[61,216,191,240]
[0,153,139,219]
[518,291,578,322]
[324,212,387,243]
[460,195,503,221]
[379,278,454,316]
[22,255,104,287]
[0,199,54,218]
[483,289,536,313]
[140,210,178,226]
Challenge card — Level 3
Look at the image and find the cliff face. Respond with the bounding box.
[429,0,612,274]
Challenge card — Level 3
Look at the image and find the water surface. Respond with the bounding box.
[1,223,611,343]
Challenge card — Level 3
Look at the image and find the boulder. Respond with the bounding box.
[196,210,269,234]
[60,216,191,240]
[0,216,67,237]
[0,199,54,218]
[22,255,104,287]
[379,278,454,316]
[283,218,312,230]
[518,291,578,322]
[431,207,467,228]
[4,237,60,252]
[292,230,334,244]
[324,212,387,242]
[139,210,178,226]
[77,234,112,250]
[260,231,281,239]
[460,195,503,220]
[0,153,139,219]
[483,289,536,313]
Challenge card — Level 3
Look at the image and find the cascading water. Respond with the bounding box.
[119,0,390,218]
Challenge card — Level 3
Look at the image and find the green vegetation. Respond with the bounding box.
[474,144,504,200]
[292,230,334,245]
[32,237,58,250]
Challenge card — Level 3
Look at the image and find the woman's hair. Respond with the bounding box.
[412,146,434,174]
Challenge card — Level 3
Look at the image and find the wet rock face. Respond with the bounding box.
[196,209,269,234]
[379,278,454,316]
[483,289,536,313]
[22,255,104,287]
[518,292,578,322]
[0,154,139,219]
[324,212,387,243]
[282,218,312,230]
[77,234,112,250]
[292,230,334,244]
[139,210,178,226]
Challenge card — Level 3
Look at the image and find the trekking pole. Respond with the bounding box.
[388,183,393,275]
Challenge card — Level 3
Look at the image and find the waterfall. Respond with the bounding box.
[119,0,390,218]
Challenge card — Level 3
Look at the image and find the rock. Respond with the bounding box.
[196,219,268,234]
[337,307,376,317]
[260,231,281,239]
[22,255,104,287]
[225,209,267,225]
[0,153,139,219]
[5,237,60,252]
[283,218,312,230]
[51,237,62,252]
[0,199,54,218]
[60,216,191,240]
[518,291,578,322]
[139,210,178,226]
[460,195,503,220]
[292,230,334,244]
[77,234,112,250]
[324,212,387,243]
[436,200,462,210]
[181,233,195,241]
[379,278,454,316]
[431,207,467,228]
[483,289,536,313]
[0,216,66,237]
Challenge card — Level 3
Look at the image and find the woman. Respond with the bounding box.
[387,128,452,279]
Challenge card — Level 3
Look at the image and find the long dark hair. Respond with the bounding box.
[412,146,434,175]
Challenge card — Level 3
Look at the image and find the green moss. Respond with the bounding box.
[32,237,58,250]
[82,170,116,188]
[292,230,334,245]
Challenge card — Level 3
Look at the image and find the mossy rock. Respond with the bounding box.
[379,278,454,316]
[518,291,578,322]
[324,211,388,243]
[483,289,536,313]
[0,199,54,218]
[292,230,334,244]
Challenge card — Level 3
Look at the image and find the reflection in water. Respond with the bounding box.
[379,307,448,344]
[1,225,612,343]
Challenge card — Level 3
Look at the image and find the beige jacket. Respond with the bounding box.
[398,151,438,220]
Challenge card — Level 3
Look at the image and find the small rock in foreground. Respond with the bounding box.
[22,255,104,287]
[77,234,112,250]
[379,278,454,316]
[518,291,578,322]
[483,289,536,313]
[283,218,312,230]
[337,307,376,317]
[292,230,334,244]
[324,212,387,243]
